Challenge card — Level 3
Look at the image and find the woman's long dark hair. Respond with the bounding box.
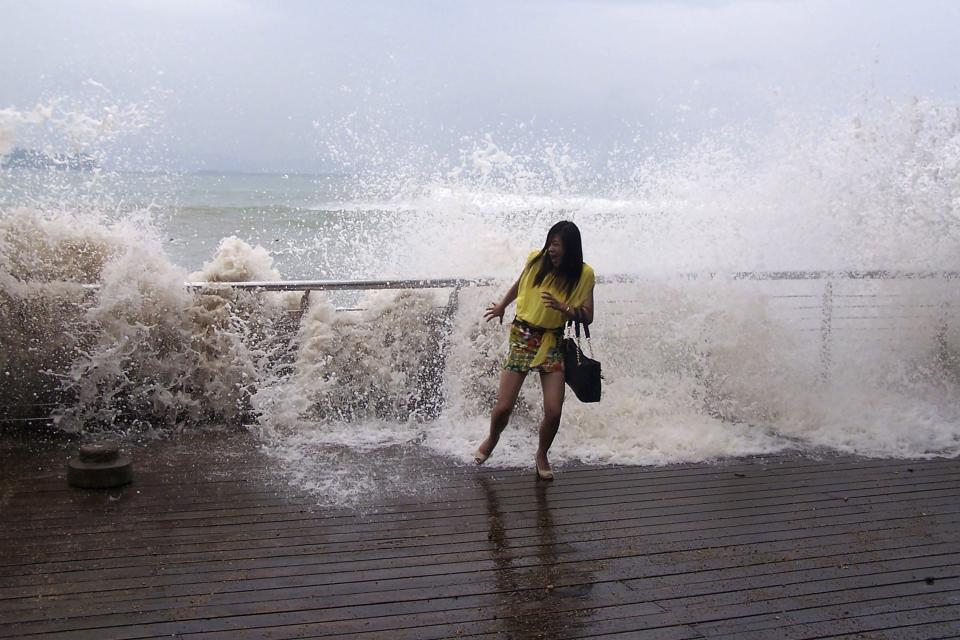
[527,220,584,298]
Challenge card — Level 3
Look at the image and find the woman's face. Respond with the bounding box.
[547,235,564,267]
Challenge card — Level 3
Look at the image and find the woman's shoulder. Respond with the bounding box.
[576,262,595,289]
[522,249,541,272]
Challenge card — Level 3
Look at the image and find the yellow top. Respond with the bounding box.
[515,250,596,367]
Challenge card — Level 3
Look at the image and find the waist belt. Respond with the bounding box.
[513,316,563,333]
[512,317,563,368]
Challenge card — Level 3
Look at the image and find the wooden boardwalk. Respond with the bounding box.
[1,430,958,639]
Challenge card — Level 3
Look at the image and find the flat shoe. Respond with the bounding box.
[536,465,554,481]
[474,449,490,465]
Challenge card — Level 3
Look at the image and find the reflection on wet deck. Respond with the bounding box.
[1,430,958,639]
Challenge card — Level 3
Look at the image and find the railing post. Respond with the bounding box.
[935,298,957,382]
[820,280,833,382]
[296,289,312,324]
[445,284,461,318]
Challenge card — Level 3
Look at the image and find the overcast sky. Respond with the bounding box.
[2,0,959,173]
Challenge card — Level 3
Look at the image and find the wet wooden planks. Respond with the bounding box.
[0,432,958,639]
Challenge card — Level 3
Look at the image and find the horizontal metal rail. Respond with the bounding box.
[681,270,960,281]
[182,277,495,292]
[10,269,955,424]
[180,270,960,292]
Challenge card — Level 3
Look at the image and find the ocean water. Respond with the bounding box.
[1,99,959,507]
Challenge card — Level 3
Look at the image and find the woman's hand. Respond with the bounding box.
[541,292,571,315]
[484,301,506,323]
[484,277,521,324]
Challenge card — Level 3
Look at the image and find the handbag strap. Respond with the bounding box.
[566,310,592,339]
[566,308,594,357]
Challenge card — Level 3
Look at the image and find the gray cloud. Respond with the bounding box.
[2,0,958,173]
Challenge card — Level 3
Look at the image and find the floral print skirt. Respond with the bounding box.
[503,318,564,374]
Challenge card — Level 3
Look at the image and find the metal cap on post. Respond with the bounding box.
[67,441,133,489]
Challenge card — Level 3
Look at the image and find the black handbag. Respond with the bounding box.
[562,312,602,403]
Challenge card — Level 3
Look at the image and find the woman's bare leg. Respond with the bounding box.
[536,370,566,471]
[477,370,527,458]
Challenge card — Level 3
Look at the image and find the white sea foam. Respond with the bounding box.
[2,98,958,507]
[254,99,959,505]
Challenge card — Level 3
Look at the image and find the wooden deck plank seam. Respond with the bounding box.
[9,472,952,547]
[4,538,958,625]
[5,570,958,640]
[5,461,951,528]
[3,500,945,592]
[0,520,957,608]
[2,492,951,586]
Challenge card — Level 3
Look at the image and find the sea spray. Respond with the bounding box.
[426,281,801,468]
[1,96,958,508]
[250,288,456,508]
[253,287,451,431]
[1,98,170,427]
[0,206,120,421]
[54,234,298,432]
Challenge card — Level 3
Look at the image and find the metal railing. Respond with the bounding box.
[188,270,956,383]
[184,277,495,292]
[180,270,959,293]
[6,269,957,425]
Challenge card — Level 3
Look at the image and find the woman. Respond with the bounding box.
[474,220,596,480]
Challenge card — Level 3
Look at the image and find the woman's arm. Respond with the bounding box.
[577,284,595,325]
[483,276,521,323]
[540,282,594,324]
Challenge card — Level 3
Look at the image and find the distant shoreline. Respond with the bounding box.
[0,158,354,179]
[1,147,97,171]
